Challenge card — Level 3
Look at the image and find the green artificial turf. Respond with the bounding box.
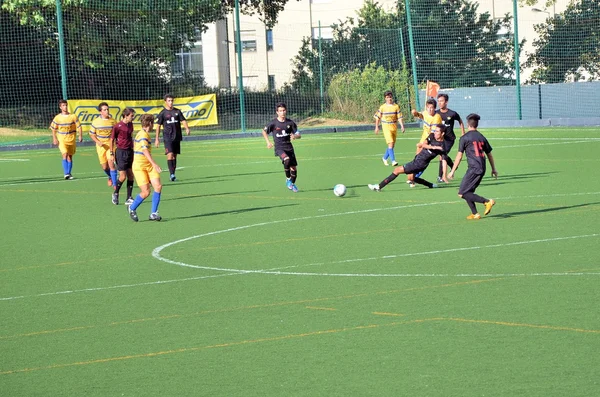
[1,127,599,396]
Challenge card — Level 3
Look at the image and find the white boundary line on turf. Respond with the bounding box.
[2,192,599,302]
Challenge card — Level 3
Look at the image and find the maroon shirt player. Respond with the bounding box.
[110,107,136,205]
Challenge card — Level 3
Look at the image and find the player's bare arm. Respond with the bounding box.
[154,125,161,147]
[78,126,83,142]
[143,148,162,174]
[411,109,423,119]
[182,120,190,136]
[51,128,58,145]
[488,152,498,178]
[448,151,464,179]
[261,129,273,149]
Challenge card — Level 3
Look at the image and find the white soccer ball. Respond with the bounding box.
[333,184,347,197]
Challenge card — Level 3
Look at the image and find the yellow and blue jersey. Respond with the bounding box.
[374,103,402,132]
[89,117,116,143]
[50,113,81,144]
[420,112,443,143]
[133,129,152,170]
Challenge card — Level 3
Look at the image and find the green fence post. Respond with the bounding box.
[234,0,246,132]
[513,0,522,120]
[404,0,420,111]
[56,0,68,99]
[318,21,324,114]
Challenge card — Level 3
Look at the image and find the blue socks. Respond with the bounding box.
[130,192,161,213]
[110,170,118,187]
[130,194,145,211]
[151,192,161,213]
[62,159,68,175]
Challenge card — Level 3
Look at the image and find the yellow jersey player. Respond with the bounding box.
[89,102,117,189]
[411,98,443,146]
[374,90,405,166]
[50,99,83,180]
[128,114,163,222]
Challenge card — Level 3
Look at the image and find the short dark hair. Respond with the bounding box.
[426,98,437,108]
[466,113,480,128]
[97,101,109,111]
[140,113,154,128]
[122,107,135,118]
[437,93,448,101]
[436,123,446,132]
[164,93,174,101]
[58,99,67,106]
[384,90,393,97]
[276,102,287,111]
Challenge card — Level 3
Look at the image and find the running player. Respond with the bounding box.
[436,93,465,183]
[374,90,405,166]
[110,108,136,206]
[262,102,301,192]
[368,124,447,191]
[89,102,117,188]
[448,113,498,220]
[50,99,83,180]
[155,94,190,182]
[128,114,163,222]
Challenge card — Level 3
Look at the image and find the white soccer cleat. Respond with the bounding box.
[368,184,380,191]
[382,158,389,166]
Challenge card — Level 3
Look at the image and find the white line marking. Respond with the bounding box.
[0,158,30,162]
[0,273,240,302]
[2,193,599,302]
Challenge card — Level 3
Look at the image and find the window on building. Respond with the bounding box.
[268,75,276,91]
[235,30,257,52]
[311,26,334,47]
[172,33,203,77]
[266,29,274,51]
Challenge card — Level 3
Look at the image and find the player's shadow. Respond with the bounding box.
[165,203,298,221]
[484,171,558,185]
[163,171,280,186]
[491,202,599,219]
[165,189,266,202]
[0,176,97,185]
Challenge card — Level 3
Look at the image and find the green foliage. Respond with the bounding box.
[525,0,600,83]
[289,0,519,94]
[1,1,227,100]
[408,0,518,87]
[327,62,413,122]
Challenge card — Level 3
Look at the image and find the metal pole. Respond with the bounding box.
[512,0,522,120]
[318,21,324,114]
[404,0,420,110]
[234,0,246,132]
[56,0,68,99]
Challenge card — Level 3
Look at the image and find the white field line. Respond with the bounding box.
[1,138,597,186]
[2,192,599,302]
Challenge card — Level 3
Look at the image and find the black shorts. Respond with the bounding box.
[458,169,484,195]
[275,148,297,167]
[403,159,428,175]
[164,139,181,155]
[115,148,133,171]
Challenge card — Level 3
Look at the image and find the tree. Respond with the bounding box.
[525,0,600,83]
[0,0,297,100]
[288,0,518,93]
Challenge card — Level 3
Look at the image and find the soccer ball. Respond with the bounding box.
[333,184,347,197]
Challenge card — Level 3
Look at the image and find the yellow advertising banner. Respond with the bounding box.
[69,94,218,132]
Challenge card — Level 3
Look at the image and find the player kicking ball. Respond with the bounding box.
[368,124,447,191]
